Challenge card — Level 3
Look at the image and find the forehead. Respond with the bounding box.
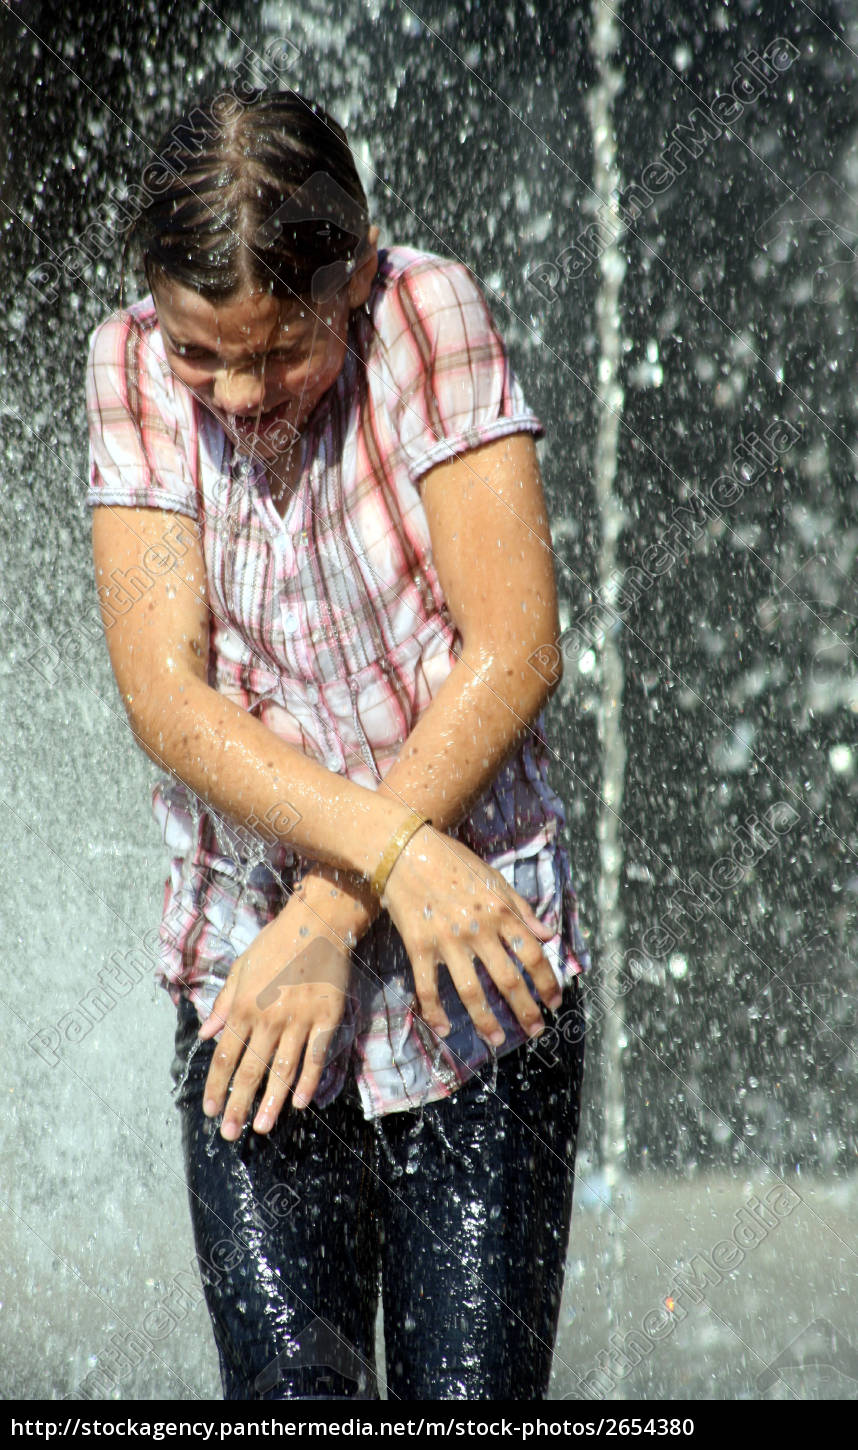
[152,280,324,344]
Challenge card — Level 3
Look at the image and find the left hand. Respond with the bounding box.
[380,826,560,1047]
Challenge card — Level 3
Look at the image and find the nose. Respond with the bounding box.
[211,365,267,416]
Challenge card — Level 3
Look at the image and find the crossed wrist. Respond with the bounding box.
[369,808,432,901]
[291,865,379,940]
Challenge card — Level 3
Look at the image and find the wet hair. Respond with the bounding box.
[120,88,374,309]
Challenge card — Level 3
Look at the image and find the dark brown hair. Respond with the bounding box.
[120,88,373,308]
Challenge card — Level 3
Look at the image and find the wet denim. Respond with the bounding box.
[169,977,586,1401]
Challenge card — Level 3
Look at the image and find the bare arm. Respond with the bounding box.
[375,431,560,818]
[90,504,416,883]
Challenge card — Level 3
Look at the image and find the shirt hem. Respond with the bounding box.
[84,490,199,520]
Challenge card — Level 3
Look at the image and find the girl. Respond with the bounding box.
[85,89,589,1401]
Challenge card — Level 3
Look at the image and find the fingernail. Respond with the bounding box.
[203,1098,217,1117]
[528,1022,544,1038]
[221,1119,239,1140]
[548,993,562,1010]
[254,1111,272,1132]
[488,1029,505,1047]
[292,1091,308,1110]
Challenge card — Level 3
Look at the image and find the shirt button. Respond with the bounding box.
[283,611,299,635]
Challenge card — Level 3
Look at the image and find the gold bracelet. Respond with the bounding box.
[369,810,431,900]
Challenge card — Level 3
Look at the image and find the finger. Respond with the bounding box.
[478,939,552,1038]
[409,949,453,1038]
[201,1011,251,1118]
[499,915,563,1008]
[290,1025,336,1111]
[252,1031,306,1132]
[219,1027,279,1141]
[442,949,507,1046]
[197,977,237,1040]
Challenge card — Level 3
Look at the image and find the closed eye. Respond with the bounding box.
[170,344,302,365]
[171,344,215,362]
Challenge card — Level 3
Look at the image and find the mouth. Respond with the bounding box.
[209,398,304,457]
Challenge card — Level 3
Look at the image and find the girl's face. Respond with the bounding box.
[151,228,378,456]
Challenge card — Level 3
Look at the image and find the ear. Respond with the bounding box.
[347,224,380,309]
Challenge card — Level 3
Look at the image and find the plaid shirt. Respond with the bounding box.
[85,244,590,1119]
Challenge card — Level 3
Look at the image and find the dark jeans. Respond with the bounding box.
[170,977,586,1401]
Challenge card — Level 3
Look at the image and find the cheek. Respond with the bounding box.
[307,339,348,388]
[166,359,213,391]
[277,352,340,394]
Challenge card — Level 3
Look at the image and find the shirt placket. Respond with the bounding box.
[271,439,347,775]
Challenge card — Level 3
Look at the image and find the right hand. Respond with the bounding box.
[379,824,562,1048]
[196,897,354,1137]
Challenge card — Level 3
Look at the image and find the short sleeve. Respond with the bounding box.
[84,309,200,520]
[382,256,545,485]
